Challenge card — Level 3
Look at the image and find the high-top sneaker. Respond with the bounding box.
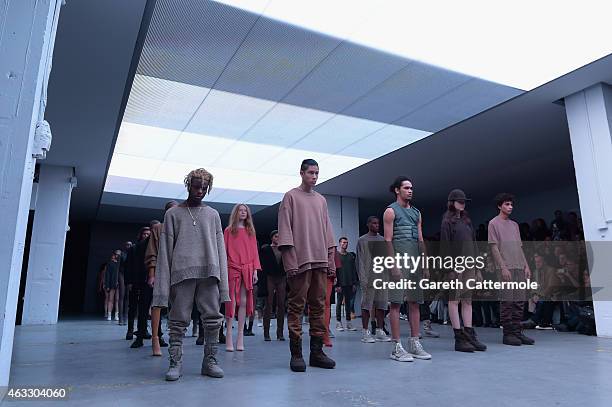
[346,321,357,331]
[390,341,413,362]
[335,321,345,331]
[309,336,336,369]
[454,328,476,352]
[361,329,376,343]
[289,338,306,372]
[114,312,119,321]
[464,327,487,351]
[201,329,224,378]
[407,337,432,360]
[375,329,392,342]
[423,320,440,338]
[165,344,183,381]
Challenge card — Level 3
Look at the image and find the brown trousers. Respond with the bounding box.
[500,268,527,334]
[287,268,327,341]
[264,274,287,337]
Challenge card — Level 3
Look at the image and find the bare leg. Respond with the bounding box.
[376,309,386,329]
[449,300,461,329]
[361,309,370,330]
[236,284,247,351]
[151,307,162,356]
[389,303,401,341]
[225,317,234,351]
[462,300,473,328]
[104,290,110,317]
[408,302,420,337]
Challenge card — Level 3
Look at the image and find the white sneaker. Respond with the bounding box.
[346,321,357,331]
[336,321,345,331]
[399,314,408,321]
[114,313,119,321]
[407,337,431,360]
[423,320,440,338]
[361,329,376,343]
[375,329,392,342]
[390,341,414,362]
[106,313,111,321]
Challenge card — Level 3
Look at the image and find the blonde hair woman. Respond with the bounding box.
[224,204,261,351]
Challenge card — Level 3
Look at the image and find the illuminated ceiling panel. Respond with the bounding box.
[102,0,556,210]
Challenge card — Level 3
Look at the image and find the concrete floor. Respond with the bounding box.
[4,317,612,407]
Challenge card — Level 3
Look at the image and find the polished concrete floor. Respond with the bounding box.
[5,316,612,407]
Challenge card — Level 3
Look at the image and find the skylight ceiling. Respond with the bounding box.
[217,0,612,91]
[104,0,526,208]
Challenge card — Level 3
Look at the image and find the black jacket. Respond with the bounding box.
[124,238,149,285]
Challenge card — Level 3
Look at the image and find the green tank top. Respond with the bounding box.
[388,202,420,255]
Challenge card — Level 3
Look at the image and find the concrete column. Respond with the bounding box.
[564,83,612,338]
[0,0,63,387]
[325,195,360,251]
[22,165,76,325]
[324,195,361,317]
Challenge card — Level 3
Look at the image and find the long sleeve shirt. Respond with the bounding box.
[152,205,230,308]
[277,188,336,276]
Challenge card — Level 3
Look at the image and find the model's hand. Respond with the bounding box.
[147,275,155,288]
[422,268,430,280]
[253,272,258,285]
[391,268,402,281]
[476,271,484,283]
[524,267,531,280]
[501,268,511,281]
[335,286,342,293]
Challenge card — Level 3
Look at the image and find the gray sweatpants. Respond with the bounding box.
[168,277,223,350]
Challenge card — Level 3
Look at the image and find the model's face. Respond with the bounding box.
[499,201,513,216]
[453,200,466,212]
[368,218,380,234]
[300,165,319,187]
[141,229,151,240]
[238,205,248,221]
[271,233,279,245]
[339,239,348,250]
[396,180,413,201]
[124,242,132,250]
[534,255,544,269]
[188,177,207,202]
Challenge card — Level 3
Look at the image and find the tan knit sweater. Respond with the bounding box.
[152,205,230,308]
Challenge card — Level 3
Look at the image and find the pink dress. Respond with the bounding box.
[224,227,261,318]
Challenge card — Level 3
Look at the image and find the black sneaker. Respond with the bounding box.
[130,338,144,348]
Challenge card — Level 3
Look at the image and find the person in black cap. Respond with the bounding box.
[440,189,487,352]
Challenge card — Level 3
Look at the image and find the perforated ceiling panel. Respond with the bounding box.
[104,0,524,209]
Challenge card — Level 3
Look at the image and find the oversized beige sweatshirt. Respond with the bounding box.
[152,205,230,308]
[277,188,336,276]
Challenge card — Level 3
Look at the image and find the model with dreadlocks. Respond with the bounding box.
[224,203,261,352]
[152,168,230,381]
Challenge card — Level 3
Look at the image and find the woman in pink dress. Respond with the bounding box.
[224,204,261,351]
